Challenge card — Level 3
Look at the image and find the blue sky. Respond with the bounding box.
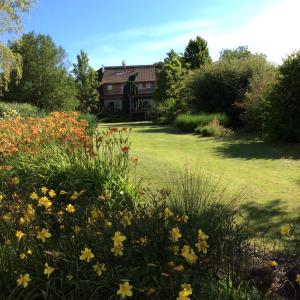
[15,0,300,68]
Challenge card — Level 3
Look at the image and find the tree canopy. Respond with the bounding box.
[72,50,99,112]
[4,32,78,111]
[183,36,211,69]
[0,0,35,93]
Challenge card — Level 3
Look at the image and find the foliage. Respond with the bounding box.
[186,50,272,124]
[183,36,212,69]
[0,101,44,119]
[195,118,233,137]
[72,50,99,112]
[173,113,229,132]
[153,55,189,123]
[0,0,35,92]
[219,46,252,61]
[236,65,276,132]
[78,112,97,134]
[265,51,300,142]
[3,32,78,111]
[122,73,139,114]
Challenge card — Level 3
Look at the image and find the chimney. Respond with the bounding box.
[122,60,126,69]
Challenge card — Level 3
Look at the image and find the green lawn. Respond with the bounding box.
[100,122,300,230]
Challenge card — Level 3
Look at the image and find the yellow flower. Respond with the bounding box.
[195,240,209,254]
[44,263,55,278]
[74,225,81,233]
[170,227,182,242]
[117,281,133,298]
[181,245,198,264]
[48,189,56,198]
[163,207,173,220]
[105,220,112,227]
[270,260,278,267]
[182,214,189,223]
[3,213,11,221]
[27,249,32,255]
[0,193,3,202]
[16,230,25,240]
[112,231,126,247]
[296,274,300,285]
[280,225,290,235]
[60,190,67,195]
[121,211,133,227]
[198,229,209,240]
[80,247,95,262]
[38,196,52,209]
[111,244,124,256]
[17,274,31,288]
[177,283,192,300]
[20,253,27,260]
[30,192,38,200]
[41,186,48,194]
[66,204,76,213]
[93,262,106,276]
[70,191,79,200]
[37,228,52,243]
[11,176,20,185]
[173,264,185,272]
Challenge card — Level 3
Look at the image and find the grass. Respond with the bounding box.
[99,121,300,232]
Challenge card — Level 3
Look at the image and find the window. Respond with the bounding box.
[146,82,152,89]
[107,84,112,91]
[138,83,143,90]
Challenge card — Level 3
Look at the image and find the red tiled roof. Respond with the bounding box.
[100,65,156,84]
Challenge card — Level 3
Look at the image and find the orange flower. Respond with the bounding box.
[131,156,139,164]
[121,146,130,153]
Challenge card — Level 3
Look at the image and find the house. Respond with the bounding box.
[98,64,157,117]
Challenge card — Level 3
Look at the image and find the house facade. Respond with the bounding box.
[98,64,157,116]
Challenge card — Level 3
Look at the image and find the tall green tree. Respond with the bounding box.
[183,36,211,69]
[153,55,189,122]
[219,46,252,61]
[72,50,99,112]
[4,32,78,111]
[0,0,35,93]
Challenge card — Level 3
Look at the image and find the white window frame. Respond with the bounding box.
[107,84,112,91]
[146,82,152,89]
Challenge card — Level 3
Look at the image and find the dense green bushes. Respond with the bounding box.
[265,51,300,142]
[186,54,274,124]
[174,113,229,132]
[0,101,44,119]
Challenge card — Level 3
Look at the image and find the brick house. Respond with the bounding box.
[98,64,157,117]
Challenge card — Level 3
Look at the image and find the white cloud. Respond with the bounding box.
[88,0,300,67]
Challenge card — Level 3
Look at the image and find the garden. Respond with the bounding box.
[0,105,299,299]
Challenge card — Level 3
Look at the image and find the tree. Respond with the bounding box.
[122,73,138,114]
[0,0,35,93]
[153,55,189,122]
[186,53,272,124]
[183,36,211,69]
[72,50,99,112]
[265,51,300,142]
[4,32,78,111]
[219,46,252,61]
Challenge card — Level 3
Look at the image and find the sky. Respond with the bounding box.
[12,0,300,68]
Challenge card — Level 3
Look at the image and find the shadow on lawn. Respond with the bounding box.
[215,139,300,160]
[240,199,300,236]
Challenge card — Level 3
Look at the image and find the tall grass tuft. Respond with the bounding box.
[173,113,229,132]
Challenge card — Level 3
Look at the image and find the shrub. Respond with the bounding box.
[265,51,300,142]
[195,118,233,137]
[0,102,44,119]
[174,113,229,132]
[186,54,273,124]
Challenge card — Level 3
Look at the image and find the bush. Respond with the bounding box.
[265,51,300,142]
[186,54,273,124]
[0,102,44,119]
[174,113,229,132]
[195,118,233,137]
